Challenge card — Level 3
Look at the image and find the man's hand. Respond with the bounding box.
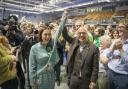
[64,9,69,14]
[110,39,123,52]
[89,82,96,89]
[115,39,123,50]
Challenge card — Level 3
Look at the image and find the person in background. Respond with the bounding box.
[84,25,94,44]
[108,29,113,39]
[105,25,113,35]
[63,26,99,89]
[112,30,120,40]
[104,23,128,89]
[3,15,25,89]
[97,35,112,89]
[0,35,18,89]
[20,22,27,34]
[21,22,38,89]
[94,26,105,48]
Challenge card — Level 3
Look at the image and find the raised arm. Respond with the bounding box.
[53,10,68,44]
[62,26,74,44]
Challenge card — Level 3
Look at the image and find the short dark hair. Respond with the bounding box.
[96,26,105,36]
[7,15,18,22]
[38,26,51,42]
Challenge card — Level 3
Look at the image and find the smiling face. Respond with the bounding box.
[76,27,87,44]
[100,36,111,50]
[41,29,51,44]
[113,30,119,39]
[117,23,128,39]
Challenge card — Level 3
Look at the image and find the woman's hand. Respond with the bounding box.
[46,63,52,71]
[9,55,17,70]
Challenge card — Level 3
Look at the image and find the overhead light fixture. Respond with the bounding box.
[5,0,35,6]
[48,0,70,4]
[47,1,97,12]
[0,7,40,14]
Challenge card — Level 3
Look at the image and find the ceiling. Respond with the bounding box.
[0,0,115,14]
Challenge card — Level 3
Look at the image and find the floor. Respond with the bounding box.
[55,66,69,89]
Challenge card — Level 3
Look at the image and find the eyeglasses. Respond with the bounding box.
[75,25,81,27]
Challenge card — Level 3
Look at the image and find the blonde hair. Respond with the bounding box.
[100,35,112,47]
[0,36,9,45]
[0,36,11,50]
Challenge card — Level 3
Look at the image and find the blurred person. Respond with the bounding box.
[94,26,105,48]
[29,10,67,89]
[4,15,24,47]
[108,29,113,39]
[67,20,84,38]
[20,22,27,33]
[0,35,18,89]
[50,22,64,86]
[75,20,84,31]
[62,26,99,89]
[3,15,25,89]
[21,22,38,89]
[103,23,128,89]
[97,35,112,89]
[38,22,45,31]
[84,25,94,44]
[112,30,120,40]
[105,25,113,35]
[88,25,96,39]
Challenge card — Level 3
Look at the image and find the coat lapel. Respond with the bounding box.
[67,40,79,65]
[80,44,91,68]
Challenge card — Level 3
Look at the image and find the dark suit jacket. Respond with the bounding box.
[62,27,99,83]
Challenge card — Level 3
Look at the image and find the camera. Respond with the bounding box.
[33,29,38,34]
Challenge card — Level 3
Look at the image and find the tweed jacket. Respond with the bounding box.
[62,27,99,83]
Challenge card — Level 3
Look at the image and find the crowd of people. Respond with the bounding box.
[0,10,128,89]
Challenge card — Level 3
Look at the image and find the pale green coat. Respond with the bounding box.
[29,12,67,89]
[29,42,59,89]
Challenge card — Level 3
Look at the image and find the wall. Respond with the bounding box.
[0,9,62,23]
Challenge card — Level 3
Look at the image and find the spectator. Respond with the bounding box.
[0,35,18,89]
[105,23,128,89]
[97,35,111,89]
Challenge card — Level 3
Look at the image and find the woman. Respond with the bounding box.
[112,30,120,40]
[29,11,67,89]
[0,36,18,89]
[21,22,38,89]
[97,35,112,89]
